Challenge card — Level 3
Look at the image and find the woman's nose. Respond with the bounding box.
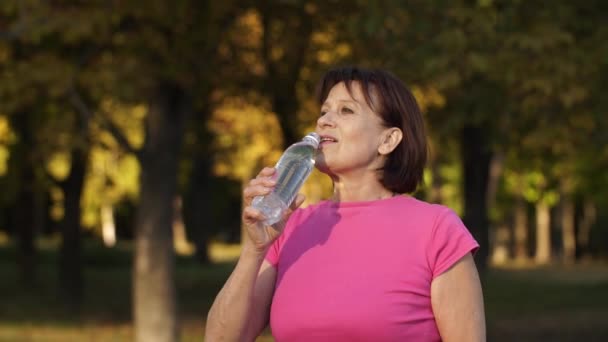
[317,110,336,128]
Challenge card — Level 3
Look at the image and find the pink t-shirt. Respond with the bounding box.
[265,195,479,341]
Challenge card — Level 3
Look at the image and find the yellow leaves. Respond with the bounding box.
[316,51,332,65]
[411,85,446,113]
[64,99,146,229]
[335,44,351,58]
[311,31,352,65]
[0,147,8,176]
[80,146,140,229]
[0,115,15,144]
[316,43,351,65]
[46,152,71,181]
[49,186,64,221]
[225,9,265,75]
[237,10,262,42]
[99,99,146,149]
[209,98,283,180]
[0,115,15,176]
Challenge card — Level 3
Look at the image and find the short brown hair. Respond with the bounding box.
[316,66,428,194]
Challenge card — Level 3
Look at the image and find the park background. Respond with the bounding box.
[1,1,607,341]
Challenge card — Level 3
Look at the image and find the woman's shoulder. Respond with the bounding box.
[389,195,456,216]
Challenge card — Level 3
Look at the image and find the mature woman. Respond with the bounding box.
[205,67,485,341]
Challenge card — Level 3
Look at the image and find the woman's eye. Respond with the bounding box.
[341,107,354,114]
[320,110,327,117]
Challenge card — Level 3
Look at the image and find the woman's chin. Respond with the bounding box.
[314,161,333,175]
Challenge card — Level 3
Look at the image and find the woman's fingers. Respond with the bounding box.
[242,169,277,204]
[243,206,265,224]
[248,177,277,188]
[257,167,276,178]
[243,184,272,203]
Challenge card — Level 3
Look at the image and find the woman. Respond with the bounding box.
[205,67,485,341]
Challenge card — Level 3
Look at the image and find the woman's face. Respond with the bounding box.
[315,82,392,178]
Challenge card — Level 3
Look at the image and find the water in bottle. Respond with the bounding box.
[252,132,320,227]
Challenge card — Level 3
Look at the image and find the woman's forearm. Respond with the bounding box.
[205,247,267,341]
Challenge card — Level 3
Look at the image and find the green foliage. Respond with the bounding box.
[0,0,607,258]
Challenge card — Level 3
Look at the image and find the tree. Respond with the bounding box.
[78,2,240,340]
[1,2,84,291]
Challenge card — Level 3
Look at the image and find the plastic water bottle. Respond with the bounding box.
[252,132,320,227]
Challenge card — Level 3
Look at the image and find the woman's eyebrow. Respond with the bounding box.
[322,98,361,108]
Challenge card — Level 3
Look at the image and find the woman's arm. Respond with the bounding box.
[205,250,276,341]
[205,167,304,341]
[431,253,486,342]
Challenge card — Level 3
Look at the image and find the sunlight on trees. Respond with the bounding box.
[0,115,13,176]
[80,102,144,233]
[210,97,283,181]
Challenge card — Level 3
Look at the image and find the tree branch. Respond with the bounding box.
[68,87,142,161]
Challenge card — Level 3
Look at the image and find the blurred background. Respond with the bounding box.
[1,0,607,341]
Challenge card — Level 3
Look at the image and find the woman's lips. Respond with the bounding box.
[319,140,337,149]
[319,135,337,144]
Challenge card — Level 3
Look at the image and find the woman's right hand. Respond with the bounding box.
[242,167,305,254]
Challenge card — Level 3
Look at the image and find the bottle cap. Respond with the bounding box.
[303,132,320,149]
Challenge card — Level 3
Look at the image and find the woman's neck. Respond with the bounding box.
[331,174,395,202]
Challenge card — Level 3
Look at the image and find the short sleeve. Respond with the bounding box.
[265,235,282,267]
[264,208,303,267]
[426,207,479,280]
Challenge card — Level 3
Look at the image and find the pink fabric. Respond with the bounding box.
[265,195,479,341]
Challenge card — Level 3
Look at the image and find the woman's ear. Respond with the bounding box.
[378,128,403,155]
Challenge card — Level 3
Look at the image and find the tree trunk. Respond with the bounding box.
[577,199,596,259]
[513,195,529,261]
[461,125,492,275]
[172,196,194,256]
[486,153,504,210]
[133,83,190,342]
[487,153,506,264]
[182,105,213,264]
[183,156,212,264]
[273,88,301,147]
[9,113,38,288]
[535,201,551,264]
[59,146,87,310]
[428,144,443,203]
[101,204,117,247]
[14,169,37,287]
[560,193,575,264]
[491,224,510,265]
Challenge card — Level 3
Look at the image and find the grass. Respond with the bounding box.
[1,240,607,341]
